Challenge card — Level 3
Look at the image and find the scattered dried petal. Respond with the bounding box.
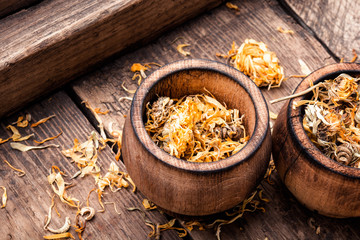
[34,131,62,144]
[0,186,7,208]
[269,111,278,120]
[351,49,358,63]
[47,166,79,208]
[79,207,95,221]
[176,44,191,56]
[277,26,294,34]
[94,108,110,115]
[3,159,25,177]
[83,101,106,139]
[46,217,71,234]
[0,137,11,145]
[43,232,75,239]
[121,82,137,94]
[31,114,56,128]
[104,202,121,215]
[11,142,59,152]
[118,96,133,102]
[142,199,157,210]
[226,2,240,11]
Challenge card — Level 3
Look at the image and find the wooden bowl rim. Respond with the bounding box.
[287,62,360,178]
[130,59,270,173]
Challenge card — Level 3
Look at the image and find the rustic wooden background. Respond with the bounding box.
[0,0,359,239]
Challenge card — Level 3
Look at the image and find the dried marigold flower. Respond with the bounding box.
[301,73,360,168]
[226,39,285,89]
[145,94,248,162]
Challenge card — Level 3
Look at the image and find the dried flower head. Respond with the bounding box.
[302,73,360,167]
[224,39,284,89]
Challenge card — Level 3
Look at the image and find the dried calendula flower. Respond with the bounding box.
[295,73,360,168]
[222,39,284,89]
[145,94,248,162]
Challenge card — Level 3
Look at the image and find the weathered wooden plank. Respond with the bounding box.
[0,0,224,118]
[69,0,360,239]
[71,0,334,143]
[0,91,180,239]
[281,0,360,61]
[0,0,41,19]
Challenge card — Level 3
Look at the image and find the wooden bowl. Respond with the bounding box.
[272,63,360,218]
[122,59,271,216]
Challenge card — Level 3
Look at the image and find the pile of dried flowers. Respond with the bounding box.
[145,94,249,162]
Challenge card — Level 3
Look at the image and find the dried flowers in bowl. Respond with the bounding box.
[122,59,271,216]
[144,94,249,162]
[272,62,360,218]
[301,73,360,168]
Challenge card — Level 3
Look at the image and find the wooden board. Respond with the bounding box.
[0,0,41,19]
[282,0,360,61]
[0,0,223,118]
[0,91,180,239]
[71,0,334,142]
[70,0,360,239]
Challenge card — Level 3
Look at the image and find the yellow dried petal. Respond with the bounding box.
[227,39,284,88]
[142,199,157,210]
[269,111,278,120]
[277,26,294,34]
[34,131,62,144]
[43,232,75,239]
[3,160,25,177]
[31,114,56,128]
[0,186,7,208]
[226,2,240,11]
[176,44,191,56]
[121,82,137,94]
[131,63,148,72]
[11,142,59,152]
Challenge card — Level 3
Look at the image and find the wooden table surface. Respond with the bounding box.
[1,0,359,239]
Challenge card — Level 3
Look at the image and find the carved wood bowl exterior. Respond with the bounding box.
[122,59,271,216]
[272,63,360,218]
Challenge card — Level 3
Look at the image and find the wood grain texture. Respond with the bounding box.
[0,0,223,118]
[0,0,41,18]
[272,63,360,218]
[282,0,360,61]
[122,59,271,216]
[70,0,360,239]
[0,91,180,239]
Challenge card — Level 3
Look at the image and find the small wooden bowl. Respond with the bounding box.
[272,63,360,218]
[122,59,271,216]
